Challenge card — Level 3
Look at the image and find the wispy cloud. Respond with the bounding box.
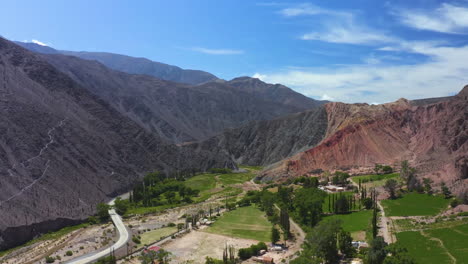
[190,47,244,55]
[31,39,48,46]
[392,3,468,34]
[301,25,396,45]
[279,3,349,17]
[280,3,395,45]
[253,42,468,103]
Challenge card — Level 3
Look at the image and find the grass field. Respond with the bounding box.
[184,167,258,203]
[184,173,217,192]
[204,206,272,242]
[381,193,450,216]
[323,210,372,240]
[140,226,177,246]
[396,224,468,264]
[396,231,453,263]
[427,224,468,262]
[351,173,400,188]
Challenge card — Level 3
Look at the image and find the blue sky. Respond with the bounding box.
[1,0,468,103]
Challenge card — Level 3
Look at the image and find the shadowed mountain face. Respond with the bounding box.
[14,41,218,85]
[227,77,325,110]
[0,38,234,250]
[38,53,321,143]
[189,107,329,166]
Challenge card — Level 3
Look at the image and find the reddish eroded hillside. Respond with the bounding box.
[263,87,467,194]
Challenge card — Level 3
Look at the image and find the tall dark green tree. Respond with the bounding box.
[280,208,291,238]
[384,179,399,199]
[338,230,355,257]
[368,236,387,264]
[271,227,280,244]
[306,219,342,264]
[293,188,326,227]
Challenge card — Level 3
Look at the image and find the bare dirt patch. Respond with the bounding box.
[163,229,258,264]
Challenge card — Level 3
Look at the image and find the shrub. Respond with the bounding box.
[132,236,141,244]
[208,168,233,174]
[238,242,268,260]
[168,222,176,227]
[66,250,73,256]
[45,256,55,263]
[451,198,460,208]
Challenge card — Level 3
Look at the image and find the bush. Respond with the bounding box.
[45,256,55,263]
[451,198,460,208]
[238,242,267,260]
[168,222,176,227]
[208,168,233,174]
[66,250,73,256]
[132,236,141,244]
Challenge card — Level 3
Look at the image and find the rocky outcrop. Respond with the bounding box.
[188,107,328,166]
[0,38,234,250]
[261,88,467,194]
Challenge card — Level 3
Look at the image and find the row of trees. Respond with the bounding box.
[327,192,360,214]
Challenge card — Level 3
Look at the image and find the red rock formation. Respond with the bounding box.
[264,87,467,194]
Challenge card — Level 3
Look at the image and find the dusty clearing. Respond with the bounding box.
[163,229,258,264]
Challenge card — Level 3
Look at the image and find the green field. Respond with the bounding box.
[324,210,372,232]
[205,206,272,242]
[218,170,256,185]
[396,224,468,264]
[140,226,177,246]
[183,167,258,203]
[184,173,217,192]
[323,210,372,240]
[381,193,450,216]
[396,231,453,263]
[427,224,468,262]
[351,173,400,188]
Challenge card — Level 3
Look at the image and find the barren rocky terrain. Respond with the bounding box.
[0,38,233,250]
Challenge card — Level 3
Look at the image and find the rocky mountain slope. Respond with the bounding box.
[0,38,233,250]
[15,41,218,85]
[261,89,467,194]
[188,107,328,166]
[226,77,325,110]
[32,52,322,143]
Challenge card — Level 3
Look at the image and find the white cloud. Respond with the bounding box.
[281,3,396,45]
[279,3,349,18]
[252,73,267,80]
[320,94,335,101]
[31,39,48,46]
[393,3,468,34]
[253,43,468,103]
[191,47,244,55]
[301,25,396,45]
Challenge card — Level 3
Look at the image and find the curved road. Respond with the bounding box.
[65,196,130,264]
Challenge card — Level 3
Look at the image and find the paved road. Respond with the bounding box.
[65,195,130,264]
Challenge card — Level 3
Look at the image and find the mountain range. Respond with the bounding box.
[0,39,466,251]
